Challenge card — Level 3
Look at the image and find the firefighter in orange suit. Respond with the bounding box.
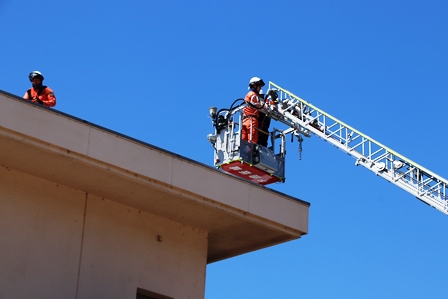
[23,71,56,107]
[241,77,265,144]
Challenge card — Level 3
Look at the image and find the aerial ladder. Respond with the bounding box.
[207,81,448,216]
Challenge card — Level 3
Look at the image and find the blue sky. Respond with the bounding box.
[2,1,448,298]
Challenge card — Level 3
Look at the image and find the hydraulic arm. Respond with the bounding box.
[268,82,448,216]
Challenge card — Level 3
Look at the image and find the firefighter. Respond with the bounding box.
[242,77,265,144]
[23,71,56,107]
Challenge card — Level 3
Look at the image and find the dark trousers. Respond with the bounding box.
[257,112,271,147]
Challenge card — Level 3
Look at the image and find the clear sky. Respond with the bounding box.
[2,0,448,298]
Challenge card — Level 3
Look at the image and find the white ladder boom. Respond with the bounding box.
[269,81,448,216]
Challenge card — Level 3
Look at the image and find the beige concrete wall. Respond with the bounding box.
[0,165,208,299]
[0,165,84,298]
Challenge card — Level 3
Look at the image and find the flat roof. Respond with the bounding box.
[0,90,309,263]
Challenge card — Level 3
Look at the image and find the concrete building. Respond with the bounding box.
[0,90,309,299]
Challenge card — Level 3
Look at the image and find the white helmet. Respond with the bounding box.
[249,77,265,87]
[29,71,44,82]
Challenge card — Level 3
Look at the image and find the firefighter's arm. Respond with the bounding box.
[23,91,29,99]
[43,88,56,107]
[250,94,262,106]
[253,94,270,111]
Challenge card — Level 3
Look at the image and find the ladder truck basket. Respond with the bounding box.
[207,102,286,185]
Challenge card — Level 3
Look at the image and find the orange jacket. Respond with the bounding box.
[25,86,56,107]
[243,90,260,118]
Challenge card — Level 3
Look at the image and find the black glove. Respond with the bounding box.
[33,97,44,105]
[266,89,279,103]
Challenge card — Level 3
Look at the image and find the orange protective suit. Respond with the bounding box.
[25,86,56,107]
[241,90,260,144]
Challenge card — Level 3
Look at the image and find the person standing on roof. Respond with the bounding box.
[241,77,265,144]
[23,71,56,107]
